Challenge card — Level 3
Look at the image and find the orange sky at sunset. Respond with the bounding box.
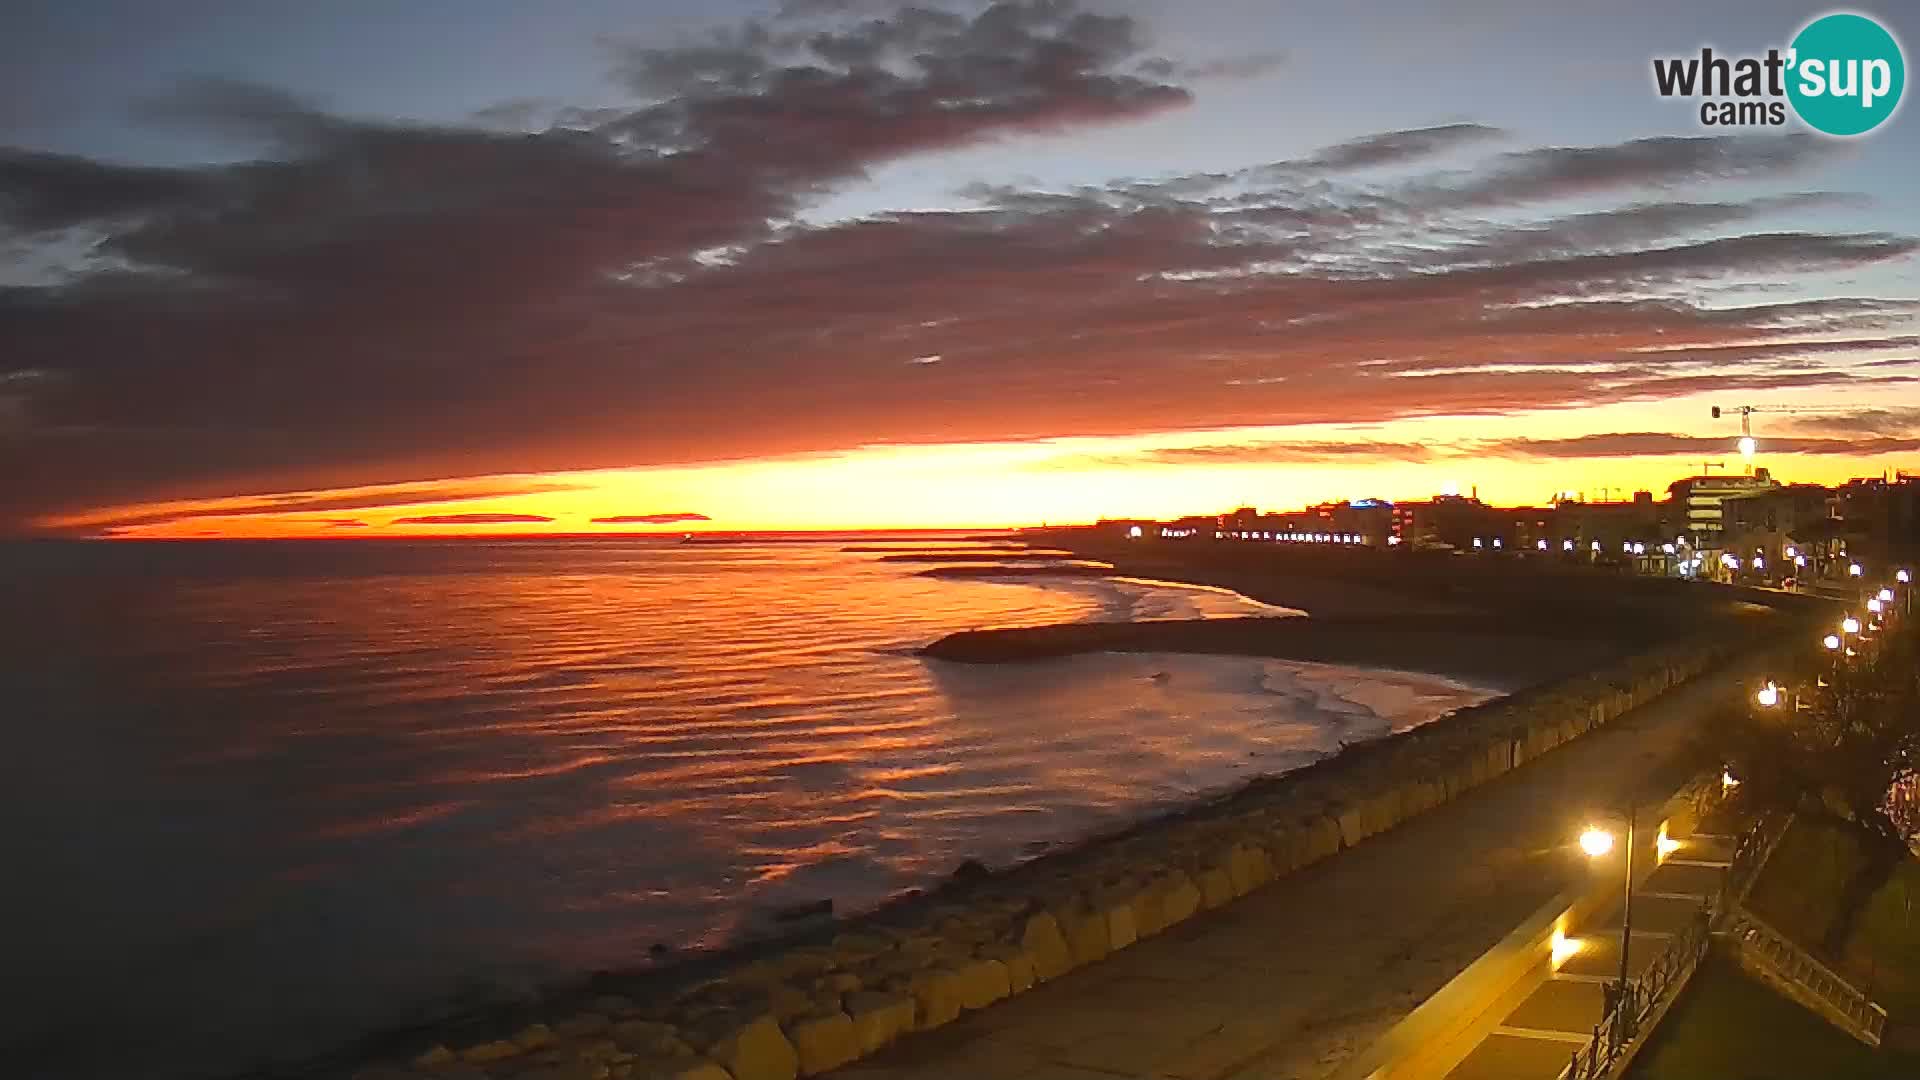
[48,390,1918,539]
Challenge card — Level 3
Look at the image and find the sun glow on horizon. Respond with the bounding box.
[41,392,1920,540]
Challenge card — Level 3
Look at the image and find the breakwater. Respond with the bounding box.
[352,628,1768,1080]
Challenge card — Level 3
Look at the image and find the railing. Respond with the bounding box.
[1718,811,1786,914]
[1560,904,1713,1080]
[1723,907,1888,1047]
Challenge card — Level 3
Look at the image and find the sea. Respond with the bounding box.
[0,537,1496,1078]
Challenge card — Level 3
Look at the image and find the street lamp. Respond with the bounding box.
[1879,588,1895,603]
[1825,634,1842,650]
[1756,682,1780,708]
[1900,570,1912,584]
[1850,563,1864,578]
[1869,598,1884,615]
[1579,808,1640,1033]
[1843,616,1861,635]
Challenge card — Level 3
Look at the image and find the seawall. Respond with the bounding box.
[354,627,1774,1080]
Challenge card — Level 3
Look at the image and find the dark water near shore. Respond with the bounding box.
[0,539,1494,1078]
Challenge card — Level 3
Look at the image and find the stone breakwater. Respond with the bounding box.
[352,631,1758,1080]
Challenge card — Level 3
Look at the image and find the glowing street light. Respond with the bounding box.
[1786,546,1798,559]
[1879,588,1895,603]
[1869,598,1884,615]
[1843,617,1862,635]
[1756,682,1780,708]
[1850,563,1864,578]
[1900,570,1913,584]
[1579,809,1639,1028]
[1825,634,1842,650]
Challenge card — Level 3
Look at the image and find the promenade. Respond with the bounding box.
[827,654,1773,1080]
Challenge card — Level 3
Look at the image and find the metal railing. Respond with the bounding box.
[1724,907,1888,1046]
[1718,812,1785,913]
[1560,905,1713,1080]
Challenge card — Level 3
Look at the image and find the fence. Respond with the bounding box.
[1723,907,1888,1047]
[1558,904,1713,1080]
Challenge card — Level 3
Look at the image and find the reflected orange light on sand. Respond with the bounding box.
[40,393,1918,539]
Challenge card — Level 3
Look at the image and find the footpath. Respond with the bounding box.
[825,655,1775,1080]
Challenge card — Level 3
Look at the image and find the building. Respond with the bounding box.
[1832,474,1920,567]
[1719,483,1841,575]
[1548,491,1662,553]
[1392,494,1501,550]
[1667,469,1781,548]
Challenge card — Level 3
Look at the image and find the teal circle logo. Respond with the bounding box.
[1787,12,1905,135]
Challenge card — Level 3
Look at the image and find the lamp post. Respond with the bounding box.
[1580,808,1638,1035]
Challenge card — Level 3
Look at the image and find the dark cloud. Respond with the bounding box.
[1298,122,1503,170]
[589,512,711,524]
[47,480,582,532]
[1137,440,1437,465]
[389,513,555,525]
[1421,134,1833,208]
[1775,408,1920,437]
[0,2,1914,534]
[1479,432,1920,459]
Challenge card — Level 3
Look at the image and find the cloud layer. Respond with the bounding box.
[2,1,1915,532]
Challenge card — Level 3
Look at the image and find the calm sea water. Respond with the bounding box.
[0,538,1494,1078]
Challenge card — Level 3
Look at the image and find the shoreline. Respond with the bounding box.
[238,550,1797,1079]
[325,619,1776,1080]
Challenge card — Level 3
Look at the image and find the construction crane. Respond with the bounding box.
[1710,403,1870,472]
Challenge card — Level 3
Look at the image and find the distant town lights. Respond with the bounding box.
[1879,588,1895,603]
[1901,570,1913,584]
[1843,617,1862,635]
[1850,563,1864,577]
[1825,634,1842,650]
[1869,598,1884,614]
[1756,682,1779,708]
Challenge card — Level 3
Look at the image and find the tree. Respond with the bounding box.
[1703,617,1920,954]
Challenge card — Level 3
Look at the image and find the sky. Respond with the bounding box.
[3,0,1918,537]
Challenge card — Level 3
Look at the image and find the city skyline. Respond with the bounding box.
[5,1,1919,538]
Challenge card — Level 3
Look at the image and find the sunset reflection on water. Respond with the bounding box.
[0,539,1490,1079]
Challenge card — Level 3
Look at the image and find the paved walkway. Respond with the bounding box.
[828,655,1775,1080]
[1439,837,1733,1080]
